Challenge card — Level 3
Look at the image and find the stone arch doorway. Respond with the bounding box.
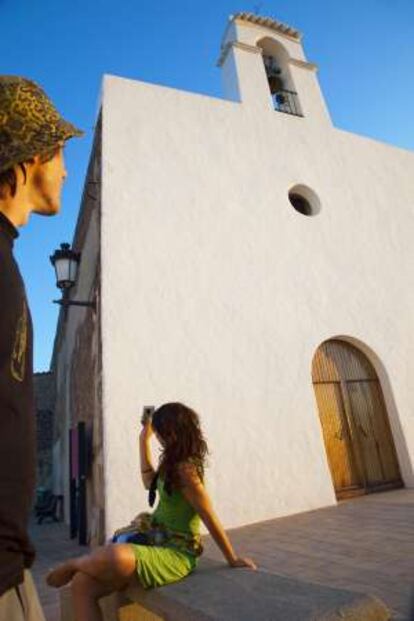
[312,339,402,499]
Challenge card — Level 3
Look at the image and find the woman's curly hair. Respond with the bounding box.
[151,402,208,496]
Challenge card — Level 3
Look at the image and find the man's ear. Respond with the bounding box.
[17,162,28,185]
[19,156,38,183]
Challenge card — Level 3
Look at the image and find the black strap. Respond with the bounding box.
[148,471,159,507]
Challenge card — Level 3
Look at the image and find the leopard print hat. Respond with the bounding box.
[0,76,83,173]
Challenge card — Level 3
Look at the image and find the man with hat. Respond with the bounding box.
[0,76,82,620]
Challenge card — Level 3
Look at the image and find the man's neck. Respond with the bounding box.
[0,163,35,227]
[0,211,19,242]
[0,192,30,228]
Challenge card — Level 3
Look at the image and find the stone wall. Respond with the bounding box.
[50,117,105,544]
[70,272,104,545]
[34,372,55,489]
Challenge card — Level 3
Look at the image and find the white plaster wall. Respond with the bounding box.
[100,62,414,537]
[221,44,273,114]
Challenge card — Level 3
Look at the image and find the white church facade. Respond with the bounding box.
[51,13,414,543]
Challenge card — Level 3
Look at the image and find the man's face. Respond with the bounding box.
[31,146,67,216]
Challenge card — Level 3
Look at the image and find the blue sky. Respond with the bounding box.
[1,0,413,371]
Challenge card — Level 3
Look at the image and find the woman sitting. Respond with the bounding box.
[47,402,256,621]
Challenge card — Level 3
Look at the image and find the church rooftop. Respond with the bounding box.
[231,12,302,42]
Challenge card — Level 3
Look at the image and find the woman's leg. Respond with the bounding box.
[47,545,139,621]
[46,544,137,589]
[70,572,113,621]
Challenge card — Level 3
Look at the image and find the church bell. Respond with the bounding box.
[263,55,284,94]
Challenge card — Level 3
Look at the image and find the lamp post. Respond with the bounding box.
[50,243,96,310]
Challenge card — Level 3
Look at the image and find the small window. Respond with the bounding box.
[289,193,312,216]
[288,185,320,217]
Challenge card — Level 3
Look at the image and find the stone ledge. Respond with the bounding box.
[59,558,391,621]
[115,558,391,621]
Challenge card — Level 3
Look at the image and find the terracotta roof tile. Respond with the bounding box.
[231,12,302,41]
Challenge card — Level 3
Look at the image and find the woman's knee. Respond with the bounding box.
[106,544,137,577]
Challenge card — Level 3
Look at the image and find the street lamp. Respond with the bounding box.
[50,243,96,310]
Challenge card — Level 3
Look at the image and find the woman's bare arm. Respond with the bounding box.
[139,423,156,490]
[179,464,256,569]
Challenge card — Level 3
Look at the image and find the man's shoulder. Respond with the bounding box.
[0,238,24,295]
[0,232,14,259]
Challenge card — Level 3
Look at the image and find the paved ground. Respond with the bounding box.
[30,520,88,621]
[202,489,414,620]
[31,489,414,621]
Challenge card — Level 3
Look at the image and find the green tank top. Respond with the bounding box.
[151,475,202,557]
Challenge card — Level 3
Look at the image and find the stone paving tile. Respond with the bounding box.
[202,489,414,620]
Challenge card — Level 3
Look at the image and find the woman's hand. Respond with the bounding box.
[229,556,257,570]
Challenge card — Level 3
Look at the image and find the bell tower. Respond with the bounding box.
[218,13,331,126]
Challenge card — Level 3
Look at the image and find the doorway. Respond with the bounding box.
[312,339,402,498]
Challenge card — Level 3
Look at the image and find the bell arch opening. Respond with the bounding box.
[257,37,303,117]
[311,338,402,499]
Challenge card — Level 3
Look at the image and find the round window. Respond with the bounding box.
[288,185,320,217]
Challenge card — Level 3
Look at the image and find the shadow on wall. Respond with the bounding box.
[334,334,413,486]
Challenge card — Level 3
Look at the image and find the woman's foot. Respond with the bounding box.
[46,562,76,588]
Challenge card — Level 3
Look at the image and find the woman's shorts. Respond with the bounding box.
[129,544,197,590]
